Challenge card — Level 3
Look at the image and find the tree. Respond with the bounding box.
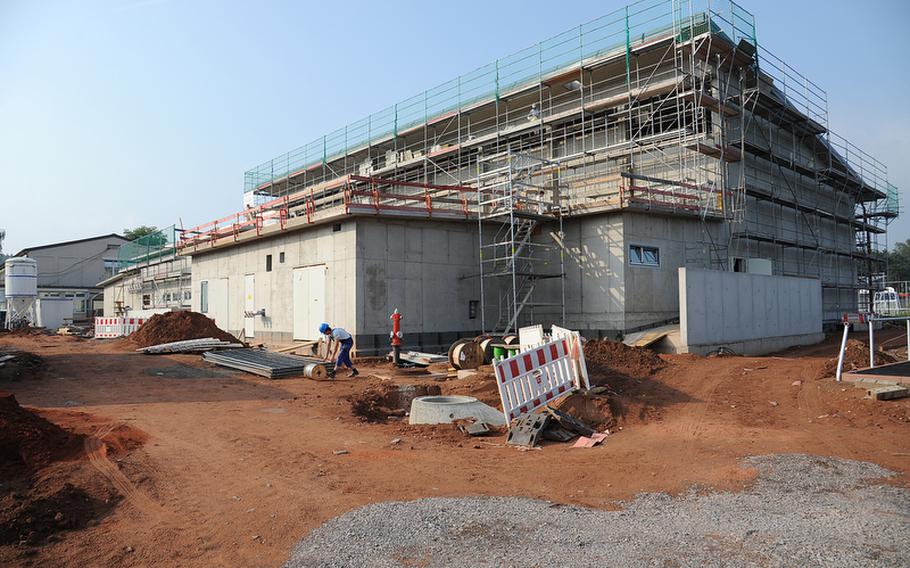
[123,226,160,241]
[886,239,910,282]
[0,228,6,263]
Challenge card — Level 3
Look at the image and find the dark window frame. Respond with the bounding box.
[629,244,660,267]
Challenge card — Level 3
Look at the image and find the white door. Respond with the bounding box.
[209,278,229,330]
[293,265,326,340]
[244,274,255,339]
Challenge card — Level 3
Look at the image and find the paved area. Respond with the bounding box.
[286,454,910,568]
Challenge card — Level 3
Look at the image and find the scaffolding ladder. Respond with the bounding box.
[476,152,566,334]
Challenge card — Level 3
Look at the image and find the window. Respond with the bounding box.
[266,254,273,272]
[332,223,342,232]
[184,290,191,301]
[142,294,151,307]
[200,281,208,313]
[163,293,171,302]
[279,252,285,264]
[629,245,660,267]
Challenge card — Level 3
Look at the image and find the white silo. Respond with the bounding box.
[4,257,38,329]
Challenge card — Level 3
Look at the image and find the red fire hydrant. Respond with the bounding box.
[390,308,403,366]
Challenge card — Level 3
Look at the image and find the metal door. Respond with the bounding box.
[244,274,255,339]
[293,265,326,340]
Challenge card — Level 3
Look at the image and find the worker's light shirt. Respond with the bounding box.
[331,327,352,341]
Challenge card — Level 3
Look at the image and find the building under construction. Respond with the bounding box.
[179,0,899,352]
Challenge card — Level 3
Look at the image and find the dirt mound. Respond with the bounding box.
[1,327,45,337]
[584,339,665,377]
[0,351,45,381]
[126,311,239,348]
[815,339,898,379]
[552,393,616,429]
[349,384,441,422]
[0,392,83,477]
[440,370,502,408]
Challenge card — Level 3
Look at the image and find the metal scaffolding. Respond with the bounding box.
[180,0,899,327]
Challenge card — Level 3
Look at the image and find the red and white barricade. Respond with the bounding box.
[551,325,590,390]
[93,317,147,339]
[493,337,584,423]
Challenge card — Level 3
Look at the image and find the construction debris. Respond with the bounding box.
[541,423,576,442]
[866,385,910,401]
[572,432,608,448]
[544,406,596,437]
[137,338,244,354]
[456,420,492,437]
[203,348,334,379]
[506,413,549,447]
[397,351,448,366]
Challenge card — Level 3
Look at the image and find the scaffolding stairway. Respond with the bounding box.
[477,153,565,334]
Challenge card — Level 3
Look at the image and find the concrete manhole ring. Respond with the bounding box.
[409,395,505,426]
[418,395,478,405]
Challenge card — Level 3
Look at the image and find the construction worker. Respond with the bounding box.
[319,322,359,378]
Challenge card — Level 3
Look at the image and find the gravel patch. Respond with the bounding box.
[285,454,910,568]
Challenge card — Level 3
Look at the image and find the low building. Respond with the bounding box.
[0,233,128,321]
[98,226,191,316]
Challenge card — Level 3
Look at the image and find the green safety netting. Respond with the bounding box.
[242,0,757,193]
[117,226,176,272]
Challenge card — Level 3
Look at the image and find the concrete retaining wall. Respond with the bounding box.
[679,267,823,355]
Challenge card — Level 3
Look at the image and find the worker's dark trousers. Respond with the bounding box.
[337,338,354,369]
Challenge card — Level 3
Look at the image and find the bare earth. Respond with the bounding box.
[1,330,909,567]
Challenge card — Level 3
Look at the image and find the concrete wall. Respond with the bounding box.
[355,218,482,353]
[622,212,728,330]
[190,222,357,343]
[679,267,824,355]
[556,213,625,334]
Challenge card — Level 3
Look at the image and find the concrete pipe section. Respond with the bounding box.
[408,395,506,426]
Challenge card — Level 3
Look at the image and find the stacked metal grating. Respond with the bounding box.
[202,348,334,379]
[137,338,244,354]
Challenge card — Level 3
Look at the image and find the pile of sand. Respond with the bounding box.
[584,339,665,377]
[0,392,82,476]
[815,339,897,379]
[126,311,239,348]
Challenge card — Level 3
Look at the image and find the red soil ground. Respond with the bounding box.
[0,329,907,567]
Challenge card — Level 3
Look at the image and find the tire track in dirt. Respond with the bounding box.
[84,423,166,519]
[84,422,235,565]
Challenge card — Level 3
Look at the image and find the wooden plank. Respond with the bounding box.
[274,340,319,353]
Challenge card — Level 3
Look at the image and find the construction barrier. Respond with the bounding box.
[551,325,590,390]
[94,317,146,339]
[493,337,583,422]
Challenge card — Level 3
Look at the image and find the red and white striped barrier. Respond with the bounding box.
[493,337,583,422]
[551,325,590,390]
[94,317,147,339]
[841,313,868,324]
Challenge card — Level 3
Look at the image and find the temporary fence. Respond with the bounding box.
[552,325,590,390]
[493,336,585,422]
[94,317,147,339]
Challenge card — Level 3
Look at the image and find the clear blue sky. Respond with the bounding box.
[1,0,907,254]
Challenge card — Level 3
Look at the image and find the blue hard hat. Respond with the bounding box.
[319,323,330,334]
